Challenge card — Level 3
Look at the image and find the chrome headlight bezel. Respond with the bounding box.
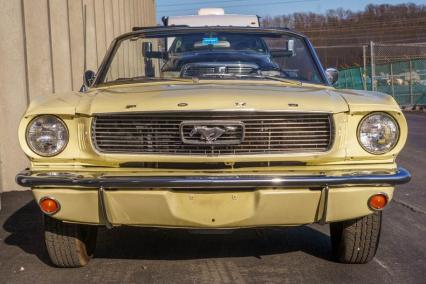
[25,115,69,157]
[357,112,400,155]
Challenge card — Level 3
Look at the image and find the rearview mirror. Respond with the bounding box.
[142,42,168,60]
[194,40,231,49]
[325,68,339,85]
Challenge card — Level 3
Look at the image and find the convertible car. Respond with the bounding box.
[16,26,410,267]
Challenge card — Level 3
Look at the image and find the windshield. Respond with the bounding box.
[99,30,325,86]
[170,34,268,54]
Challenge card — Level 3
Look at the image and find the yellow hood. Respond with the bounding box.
[76,82,349,115]
[24,81,400,117]
[20,81,407,166]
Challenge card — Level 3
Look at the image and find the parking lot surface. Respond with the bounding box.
[0,112,425,284]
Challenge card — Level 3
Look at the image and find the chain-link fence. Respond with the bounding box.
[335,42,426,106]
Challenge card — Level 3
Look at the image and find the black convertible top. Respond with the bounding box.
[118,25,307,40]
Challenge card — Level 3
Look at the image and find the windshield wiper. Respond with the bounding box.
[249,75,303,86]
[112,76,195,83]
[108,74,302,86]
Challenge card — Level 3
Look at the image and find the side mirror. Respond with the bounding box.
[142,42,168,60]
[287,39,295,55]
[142,42,153,55]
[81,70,95,92]
[325,68,339,85]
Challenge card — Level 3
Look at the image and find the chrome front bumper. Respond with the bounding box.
[21,168,411,228]
[16,167,411,189]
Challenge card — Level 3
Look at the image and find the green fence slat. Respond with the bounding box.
[336,58,426,106]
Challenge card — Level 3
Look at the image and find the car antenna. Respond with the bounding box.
[80,4,89,93]
[83,4,87,75]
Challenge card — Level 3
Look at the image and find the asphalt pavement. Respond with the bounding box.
[0,112,425,284]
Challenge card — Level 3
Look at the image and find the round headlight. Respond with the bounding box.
[26,115,69,157]
[358,112,399,154]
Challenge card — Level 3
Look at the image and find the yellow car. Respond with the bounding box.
[16,26,410,267]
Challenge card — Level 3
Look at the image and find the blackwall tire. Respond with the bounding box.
[43,215,98,268]
[330,212,382,264]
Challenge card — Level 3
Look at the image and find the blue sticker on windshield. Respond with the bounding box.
[202,37,219,45]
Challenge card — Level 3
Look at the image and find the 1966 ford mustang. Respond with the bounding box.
[16,26,411,267]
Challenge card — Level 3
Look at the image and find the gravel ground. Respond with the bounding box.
[0,112,425,284]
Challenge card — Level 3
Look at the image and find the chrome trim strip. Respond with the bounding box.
[92,109,336,116]
[16,167,411,189]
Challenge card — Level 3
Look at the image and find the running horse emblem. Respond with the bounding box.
[189,126,237,143]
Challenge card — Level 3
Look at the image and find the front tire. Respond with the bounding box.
[330,212,382,264]
[44,215,98,267]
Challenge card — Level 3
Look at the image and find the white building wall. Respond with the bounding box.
[0,0,156,192]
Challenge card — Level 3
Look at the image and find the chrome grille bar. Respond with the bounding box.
[181,62,259,77]
[92,112,334,155]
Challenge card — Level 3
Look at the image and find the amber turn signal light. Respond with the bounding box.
[368,193,388,211]
[39,197,60,215]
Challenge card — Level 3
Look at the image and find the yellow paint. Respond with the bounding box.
[32,186,394,227]
[20,81,407,226]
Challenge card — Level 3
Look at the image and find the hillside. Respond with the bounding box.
[262,3,426,68]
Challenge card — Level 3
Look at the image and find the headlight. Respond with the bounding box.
[358,112,399,154]
[26,115,68,157]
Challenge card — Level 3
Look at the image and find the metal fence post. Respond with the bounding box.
[390,62,395,98]
[344,70,348,89]
[332,42,426,106]
[370,41,376,92]
[363,45,367,90]
[409,60,414,106]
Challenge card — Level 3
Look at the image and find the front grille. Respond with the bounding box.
[92,112,334,155]
[181,63,258,77]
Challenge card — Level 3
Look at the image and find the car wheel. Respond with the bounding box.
[330,212,382,264]
[43,215,98,267]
